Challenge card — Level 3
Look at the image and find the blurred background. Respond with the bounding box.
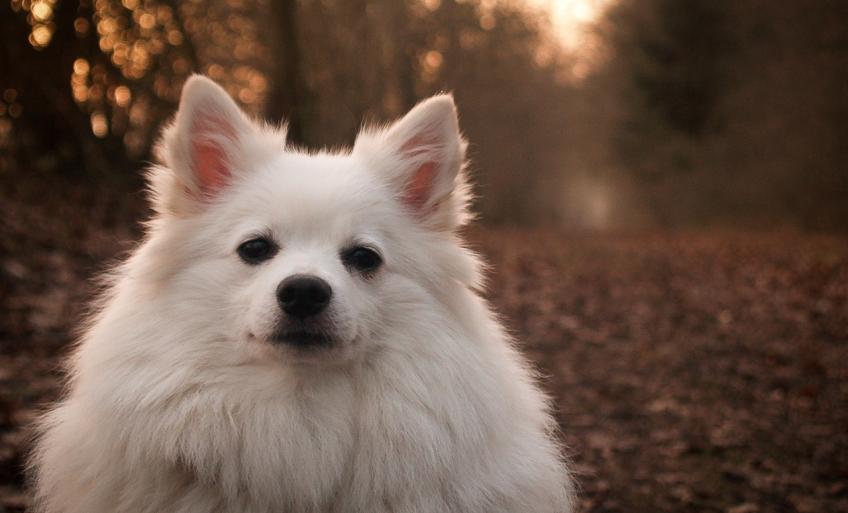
[0,0,846,512]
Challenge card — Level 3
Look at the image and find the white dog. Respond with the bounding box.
[30,76,573,513]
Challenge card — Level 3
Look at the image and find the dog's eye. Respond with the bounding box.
[342,246,383,274]
[237,237,277,264]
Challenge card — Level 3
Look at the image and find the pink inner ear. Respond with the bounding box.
[399,129,441,211]
[191,116,234,195]
[195,142,229,193]
[403,162,436,211]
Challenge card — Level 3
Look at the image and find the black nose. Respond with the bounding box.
[276,275,332,319]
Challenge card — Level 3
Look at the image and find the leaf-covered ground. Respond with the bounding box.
[477,230,848,513]
[1,195,847,512]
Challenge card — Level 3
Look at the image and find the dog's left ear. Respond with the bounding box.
[354,94,470,230]
[151,75,277,215]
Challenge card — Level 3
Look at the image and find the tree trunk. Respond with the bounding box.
[265,0,310,147]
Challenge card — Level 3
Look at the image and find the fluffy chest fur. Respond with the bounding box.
[36,285,568,513]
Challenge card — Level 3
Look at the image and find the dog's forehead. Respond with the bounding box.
[230,150,392,234]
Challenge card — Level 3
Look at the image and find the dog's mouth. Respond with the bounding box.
[270,329,335,349]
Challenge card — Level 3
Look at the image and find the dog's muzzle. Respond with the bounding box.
[272,274,336,348]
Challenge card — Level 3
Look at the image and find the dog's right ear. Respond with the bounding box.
[352,94,471,231]
[150,75,273,216]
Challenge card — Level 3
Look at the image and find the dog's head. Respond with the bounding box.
[143,76,480,364]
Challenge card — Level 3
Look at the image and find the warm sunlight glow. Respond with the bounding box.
[527,0,614,79]
[529,0,608,50]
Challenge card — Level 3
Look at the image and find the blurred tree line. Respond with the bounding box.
[1,0,846,229]
[589,0,848,228]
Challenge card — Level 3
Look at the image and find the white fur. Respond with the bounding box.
[30,76,574,513]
